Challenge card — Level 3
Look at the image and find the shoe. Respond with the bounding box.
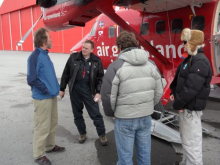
[35,156,51,165]
[78,134,87,144]
[173,161,181,165]
[46,145,65,153]
[100,135,108,146]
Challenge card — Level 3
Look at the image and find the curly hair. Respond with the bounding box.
[34,28,49,47]
[116,31,139,51]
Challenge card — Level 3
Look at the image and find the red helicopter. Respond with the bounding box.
[34,0,220,105]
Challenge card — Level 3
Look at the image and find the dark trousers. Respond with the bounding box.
[69,83,106,136]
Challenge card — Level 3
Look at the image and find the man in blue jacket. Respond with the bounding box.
[27,28,65,165]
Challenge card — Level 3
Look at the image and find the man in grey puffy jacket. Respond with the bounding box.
[101,31,163,165]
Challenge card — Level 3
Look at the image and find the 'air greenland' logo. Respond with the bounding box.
[96,40,185,59]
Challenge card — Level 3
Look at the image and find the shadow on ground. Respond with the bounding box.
[95,130,182,165]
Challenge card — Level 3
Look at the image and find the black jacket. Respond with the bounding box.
[60,52,104,95]
[170,49,212,111]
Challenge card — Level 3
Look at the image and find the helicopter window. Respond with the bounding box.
[120,27,123,33]
[56,0,70,5]
[171,19,183,33]
[90,21,97,36]
[140,22,149,35]
[109,26,115,38]
[191,16,205,31]
[156,20,166,34]
[217,13,220,33]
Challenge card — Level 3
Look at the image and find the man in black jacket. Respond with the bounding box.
[170,28,212,165]
[59,40,108,146]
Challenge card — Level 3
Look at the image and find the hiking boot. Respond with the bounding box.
[78,134,87,144]
[100,135,108,146]
[46,145,65,153]
[35,156,51,165]
[173,161,181,165]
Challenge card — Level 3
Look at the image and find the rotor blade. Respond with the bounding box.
[17,13,43,46]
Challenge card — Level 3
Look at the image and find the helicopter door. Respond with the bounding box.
[213,2,220,75]
[213,34,220,75]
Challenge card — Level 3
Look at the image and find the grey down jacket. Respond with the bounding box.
[101,47,163,119]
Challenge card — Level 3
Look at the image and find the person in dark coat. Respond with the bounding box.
[59,40,108,146]
[170,28,212,165]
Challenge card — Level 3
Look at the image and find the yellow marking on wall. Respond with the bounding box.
[189,14,194,20]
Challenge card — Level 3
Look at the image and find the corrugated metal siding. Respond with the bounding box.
[32,6,44,31]
[0,0,35,14]
[20,8,34,51]
[1,14,11,50]
[0,16,3,50]
[50,31,63,53]
[10,11,21,51]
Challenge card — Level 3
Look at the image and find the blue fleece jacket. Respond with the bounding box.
[27,47,59,100]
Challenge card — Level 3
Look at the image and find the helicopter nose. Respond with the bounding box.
[70,42,82,53]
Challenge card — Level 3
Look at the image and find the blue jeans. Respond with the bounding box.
[115,116,151,165]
